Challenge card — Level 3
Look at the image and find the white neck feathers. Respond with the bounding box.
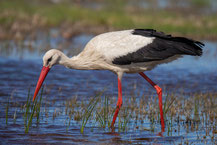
[59,51,105,70]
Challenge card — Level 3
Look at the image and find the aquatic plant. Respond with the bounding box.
[24,87,43,133]
[24,88,31,127]
[5,97,9,125]
[25,98,37,133]
[3,85,217,144]
[81,95,100,133]
[118,107,132,132]
[13,108,17,124]
[36,89,43,124]
[95,96,112,128]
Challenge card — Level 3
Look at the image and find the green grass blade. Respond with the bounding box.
[81,96,100,133]
[25,95,38,133]
[24,88,31,126]
[36,87,43,124]
[6,97,9,125]
[96,111,104,127]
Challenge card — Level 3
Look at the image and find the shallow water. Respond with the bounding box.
[0,33,217,144]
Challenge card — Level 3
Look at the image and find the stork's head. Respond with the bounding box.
[43,49,62,68]
[33,49,63,101]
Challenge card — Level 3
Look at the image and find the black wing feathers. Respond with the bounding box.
[132,29,204,56]
[112,29,204,65]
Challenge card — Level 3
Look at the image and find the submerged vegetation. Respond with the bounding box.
[0,0,217,40]
[4,87,217,143]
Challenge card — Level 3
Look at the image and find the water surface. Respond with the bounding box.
[0,33,216,144]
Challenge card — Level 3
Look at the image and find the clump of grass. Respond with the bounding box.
[82,95,132,132]
[193,94,200,122]
[25,98,38,133]
[24,87,43,133]
[95,96,112,128]
[80,95,100,133]
[4,84,217,145]
[118,108,131,132]
[66,114,72,132]
[163,93,176,119]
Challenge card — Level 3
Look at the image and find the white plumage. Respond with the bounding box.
[88,30,154,61]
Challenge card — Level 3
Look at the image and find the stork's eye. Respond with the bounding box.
[47,57,52,63]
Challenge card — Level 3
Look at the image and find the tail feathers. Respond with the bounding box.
[132,29,204,56]
[171,37,204,56]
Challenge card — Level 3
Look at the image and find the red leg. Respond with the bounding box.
[139,72,165,131]
[111,78,122,128]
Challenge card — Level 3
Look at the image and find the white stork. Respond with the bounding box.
[32,29,204,130]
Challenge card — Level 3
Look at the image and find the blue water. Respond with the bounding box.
[0,35,216,100]
[0,33,216,144]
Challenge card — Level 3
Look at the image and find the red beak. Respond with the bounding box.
[33,66,50,101]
